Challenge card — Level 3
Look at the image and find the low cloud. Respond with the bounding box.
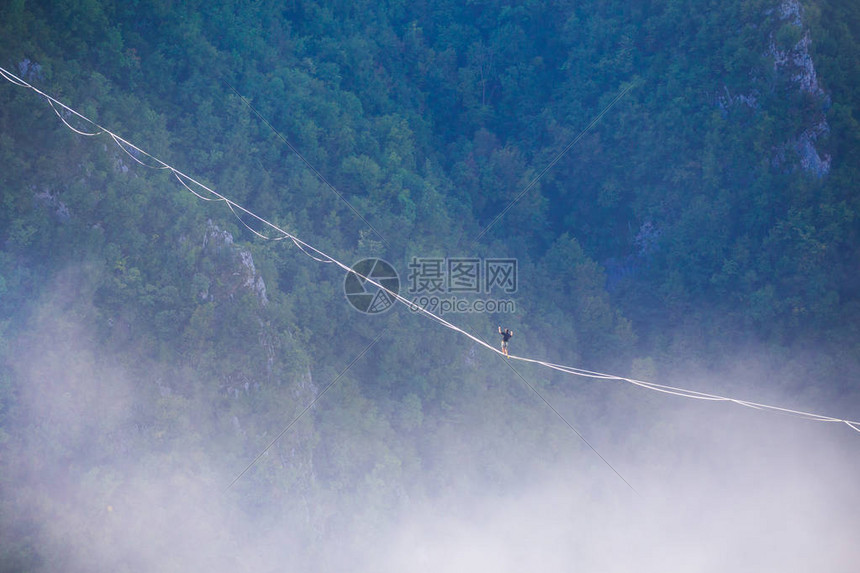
[3,274,858,572]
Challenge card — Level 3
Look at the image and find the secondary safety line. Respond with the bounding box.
[3,65,858,436]
[474,81,635,243]
[498,352,638,494]
[224,82,391,249]
[226,329,387,490]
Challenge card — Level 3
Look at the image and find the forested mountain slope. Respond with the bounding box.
[1,0,859,571]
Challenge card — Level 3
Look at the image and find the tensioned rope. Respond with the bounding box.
[2,65,858,435]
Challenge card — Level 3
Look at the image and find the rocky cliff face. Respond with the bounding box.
[715,0,831,177]
[201,220,269,306]
[768,0,831,177]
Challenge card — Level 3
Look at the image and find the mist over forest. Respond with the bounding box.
[1,0,859,571]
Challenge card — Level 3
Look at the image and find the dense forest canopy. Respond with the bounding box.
[1,0,859,571]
